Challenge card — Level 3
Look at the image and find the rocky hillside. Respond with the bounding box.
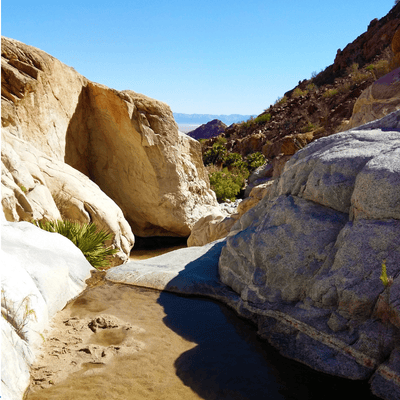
[187,119,227,140]
[201,4,400,164]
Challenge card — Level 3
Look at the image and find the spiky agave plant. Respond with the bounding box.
[33,220,118,269]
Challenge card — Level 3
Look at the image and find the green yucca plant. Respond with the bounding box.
[33,220,118,269]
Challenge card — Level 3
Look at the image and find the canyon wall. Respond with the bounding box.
[2,37,218,240]
[219,111,400,398]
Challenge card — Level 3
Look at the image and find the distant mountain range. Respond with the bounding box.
[173,113,254,125]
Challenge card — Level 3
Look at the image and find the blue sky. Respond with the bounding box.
[2,1,396,115]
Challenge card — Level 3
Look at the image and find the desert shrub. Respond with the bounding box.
[206,149,265,201]
[292,87,308,98]
[254,113,271,124]
[209,167,247,202]
[240,116,256,130]
[33,220,118,269]
[306,82,317,91]
[348,63,370,83]
[223,152,243,168]
[338,82,352,93]
[203,143,227,166]
[215,136,227,145]
[1,290,37,341]
[367,60,391,79]
[275,96,287,105]
[300,122,317,133]
[322,88,339,98]
[245,152,266,171]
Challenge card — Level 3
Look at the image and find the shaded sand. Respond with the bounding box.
[129,244,187,260]
[24,280,379,400]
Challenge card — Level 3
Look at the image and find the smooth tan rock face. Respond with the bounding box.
[187,211,238,247]
[65,84,218,237]
[2,130,135,265]
[1,37,218,237]
[1,37,87,160]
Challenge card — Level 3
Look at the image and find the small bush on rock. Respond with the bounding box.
[254,113,272,124]
[224,152,243,168]
[33,220,118,269]
[322,88,339,98]
[292,87,308,98]
[203,143,227,166]
[245,152,266,171]
[1,290,37,341]
[209,167,248,202]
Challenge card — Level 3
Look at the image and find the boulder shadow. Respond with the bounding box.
[156,242,380,400]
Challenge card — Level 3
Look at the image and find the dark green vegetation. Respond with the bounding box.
[203,141,265,202]
[33,220,118,269]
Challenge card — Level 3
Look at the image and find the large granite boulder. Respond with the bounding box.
[1,218,93,400]
[219,111,400,397]
[2,131,135,265]
[2,36,218,238]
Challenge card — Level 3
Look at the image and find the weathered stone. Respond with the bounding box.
[1,37,86,160]
[244,163,273,197]
[220,195,348,303]
[348,67,400,129]
[268,121,400,216]
[1,36,219,238]
[218,111,400,395]
[187,210,238,247]
[237,196,259,217]
[1,219,93,400]
[2,131,135,265]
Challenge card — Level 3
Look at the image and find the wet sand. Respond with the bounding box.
[25,283,202,400]
[24,246,379,400]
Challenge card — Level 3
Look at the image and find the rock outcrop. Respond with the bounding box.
[1,218,94,400]
[1,37,218,238]
[219,111,400,397]
[332,4,400,75]
[187,181,274,247]
[186,211,238,247]
[348,67,400,128]
[187,119,227,140]
[1,131,135,264]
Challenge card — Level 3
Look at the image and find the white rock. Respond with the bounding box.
[2,131,135,265]
[1,220,93,400]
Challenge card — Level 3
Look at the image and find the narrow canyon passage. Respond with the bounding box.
[25,253,379,400]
